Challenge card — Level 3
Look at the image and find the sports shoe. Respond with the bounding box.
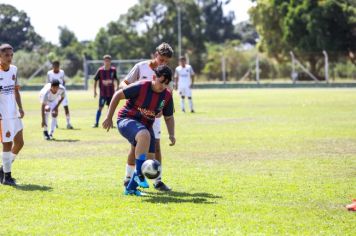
[49,134,54,140]
[134,175,149,188]
[124,189,146,196]
[92,123,98,128]
[2,172,17,186]
[346,199,356,211]
[191,110,195,113]
[154,181,172,191]
[182,109,185,113]
[0,166,4,183]
[43,131,51,140]
[67,124,74,129]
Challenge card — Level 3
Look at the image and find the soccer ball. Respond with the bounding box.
[141,159,161,179]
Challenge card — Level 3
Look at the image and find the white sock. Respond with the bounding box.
[66,114,71,125]
[188,99,194,111]
[2,151,12,173]
[44,112,49,130]
[125,164,135,180]
[50,117,57,135]
[180,98,185,111]
[11,153,17,163]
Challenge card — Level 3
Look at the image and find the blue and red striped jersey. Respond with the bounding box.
[94,66,118,97]
[118,80,174,128]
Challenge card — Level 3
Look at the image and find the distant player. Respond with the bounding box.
[39,79,66,140]
[92,55,119,128]
[0,43,25,186]
[119,42,174,191]
[174,56,195,113]
[103,65,176,196]
[47,61,74,129]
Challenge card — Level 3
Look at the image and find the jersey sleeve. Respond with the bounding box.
[124,64,140,84]
[163,96,174,117]
[113,68,119,81]
[122,82,141,99]
[93,69,100,81]
[40,91,49,104]
[190,66,195,76]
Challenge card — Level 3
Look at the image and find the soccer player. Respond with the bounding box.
[0,43,25,186]
[119,42,174,191]
[174,56,195,113]
[47,61,74,129]
[39,79,66,140]
[92,55,119,128]
[103,65,175,196]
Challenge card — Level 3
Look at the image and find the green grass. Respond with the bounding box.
[0,89,355,235]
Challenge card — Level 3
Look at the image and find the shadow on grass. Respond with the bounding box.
[51,139,80,142]
[142,190,222,204]
[14,184,53,192]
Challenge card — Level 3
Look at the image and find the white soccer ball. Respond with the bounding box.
[141,159,161,179]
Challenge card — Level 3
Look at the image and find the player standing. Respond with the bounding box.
[119,43,174,191]
[0,44,25,186]
[174,56,195,113]
[92,55,119,128]
[39,79,66,140]
[47,61,74,129]
[103,65,175,196]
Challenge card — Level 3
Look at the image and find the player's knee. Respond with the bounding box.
[136,129,151,141]
[44,105,50,112]
[52,111,58,117]
[181,96,185,99]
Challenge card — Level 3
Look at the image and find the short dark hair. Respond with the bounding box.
[0,43,13,52]
[156,43,174,58]
[179,56,186,61]
[154,65,173,84]
[52,60,60,67]
[51,79,60,87]
[103,54,111,60]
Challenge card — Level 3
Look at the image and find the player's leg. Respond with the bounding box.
[43,105,51,140]
[187,88,194,113]
[93,97,105,127]
[62,95,73,129]
[123,145,135,187]
[180,88,186,112]
[50,106,58,139]
[152,118,171,191]
[1,119,17,185]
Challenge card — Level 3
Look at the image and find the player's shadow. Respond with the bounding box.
[51,139,80,142]
[14,184,53,192]
[142,190,222,204]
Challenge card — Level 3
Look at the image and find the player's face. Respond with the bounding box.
[180,59,186,67]
[104,58,111,68]
[152,76,169,92]
[53,65,60,72]
[50,85,59,94]
[0,49,14,66]
[155,53,170,66]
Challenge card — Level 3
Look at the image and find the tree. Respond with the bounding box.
[58,26,78,48]
[0,4,42,50]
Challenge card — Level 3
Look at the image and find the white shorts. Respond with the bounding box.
[45,101,59,111]
[0,118,23,143]
[178,85,192,97]
[152,118,161,140]
[61,95,69,107]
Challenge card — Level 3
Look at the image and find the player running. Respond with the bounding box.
[119,42,174,191]
[0,43,25,186]
[103,65,175,196]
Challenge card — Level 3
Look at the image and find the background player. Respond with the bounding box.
[47,60,74,129]
[103,65,175,196]
[174,56,195,113]
[92,55,119,128]
[39,79,66,140]
[0,43,25,186]
[119,42,174,191]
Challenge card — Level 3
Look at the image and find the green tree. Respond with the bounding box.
[0,4,42,50]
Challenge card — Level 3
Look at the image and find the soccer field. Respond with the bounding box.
[0,89,355,235]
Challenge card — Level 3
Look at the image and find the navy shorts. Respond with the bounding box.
[117,118,155,153]
[99,96,112,107]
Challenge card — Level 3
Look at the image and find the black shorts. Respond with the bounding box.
[99,96,112,107]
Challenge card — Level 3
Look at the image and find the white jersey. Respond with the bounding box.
[40,83,66,104]
[175,65,194,87]
[125,60,155,83]
[47,69,65,86]
[0,65,19,119]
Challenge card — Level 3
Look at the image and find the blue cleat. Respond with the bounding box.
[134,175,149,188]
[124,189,146,196]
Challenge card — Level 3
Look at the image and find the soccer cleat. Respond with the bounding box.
[346,199,356,211]
[92,123,98,128]
[49,134,54,140]
[134,175,149,188]
[191,110,195,113]
[67,124,74,129]
[182,109,185,113]
[0,166,4,183]
[124,189,146,196]
[43,131,51,140]
[2,172,17,186]
[154,181,172,191]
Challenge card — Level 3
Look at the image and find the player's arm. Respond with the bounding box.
[93,69,100,98]
[14,86,24,118]
[163,97,175,146]
[190,66,195,89]
[119,64,140,89]
[113,68,120,90]
[102,89,126,131]
[174,69,179,90]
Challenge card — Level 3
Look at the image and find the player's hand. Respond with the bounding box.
[155,111,163,118]
[169,135,176,146]
[41,121,46,128]
[18,108,25,118]
[102,118,113,132]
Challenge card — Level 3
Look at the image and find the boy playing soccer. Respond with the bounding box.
[103,65,175,196]
[39,79,66,140]
[0,43,25,186]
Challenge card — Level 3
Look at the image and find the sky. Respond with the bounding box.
[0,0,254,45]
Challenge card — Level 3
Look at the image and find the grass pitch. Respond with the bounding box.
[0,89,355,235]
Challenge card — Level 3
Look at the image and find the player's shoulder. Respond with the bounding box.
[136,60,150,69]
[9,64,17,72]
